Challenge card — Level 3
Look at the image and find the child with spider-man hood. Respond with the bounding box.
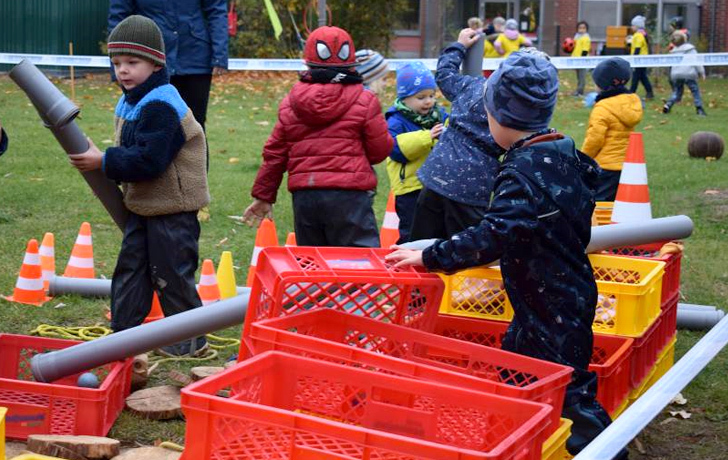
[244,26,393,247]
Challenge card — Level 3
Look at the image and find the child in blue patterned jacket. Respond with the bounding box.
[387,50,627,460]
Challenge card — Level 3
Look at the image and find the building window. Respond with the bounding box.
[580,0,619,41]
[395,0,420,32]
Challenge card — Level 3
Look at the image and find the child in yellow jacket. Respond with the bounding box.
[581,57,643,201]
[494,19,532,57]
[628,15,654,99]
[572,21,591,96]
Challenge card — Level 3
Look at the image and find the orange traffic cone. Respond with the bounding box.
[40,232,55,292]
[246,218,278,287]
[143,293,164,323]
[285,232,297,247]
[379,191,400,248]
[611,132,652,224]
[3,239,51,306]
[198,259,221,306]
[63,222,95,278]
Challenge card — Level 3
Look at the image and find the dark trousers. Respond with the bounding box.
[110,211,202,332]
[409,187,488,240]
[666,79,703,108]
[395,190,420,244]
[629,68,653,97]
[594,168,622,201]
[292,189,380,247]
[170,74,213,129]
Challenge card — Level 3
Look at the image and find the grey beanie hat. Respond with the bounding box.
[108,15,166,66]
[505,18,518,30]
[355,49,389,86]
[631,15,646,29]
[484,50,559,131]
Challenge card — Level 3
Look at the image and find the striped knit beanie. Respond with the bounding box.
[355,49,389,86]
[108,15,166,66]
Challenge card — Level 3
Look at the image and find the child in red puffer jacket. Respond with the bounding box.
[243,26,393,247]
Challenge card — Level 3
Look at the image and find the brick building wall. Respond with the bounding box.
[701,0,728,52]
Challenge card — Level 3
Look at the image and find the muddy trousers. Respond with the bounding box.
[110,211,202,332]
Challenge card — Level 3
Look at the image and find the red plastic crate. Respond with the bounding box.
[0,334,132,440]
[243,247,445,354]
[181,351,553,460]
[433,315,633,417]
[248,308,572,434]
[605,242,682,304]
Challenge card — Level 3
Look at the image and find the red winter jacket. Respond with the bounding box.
[251,81,393,203]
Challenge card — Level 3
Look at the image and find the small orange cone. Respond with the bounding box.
[198,259,221,306]
[246,218,278,287]
[380,191,400,248]
[40,232,55,292]
[285,232,297,247]
[611,133,652,224]
[143,293,164,323]
[3,239,51,306]
[63,222,95,278]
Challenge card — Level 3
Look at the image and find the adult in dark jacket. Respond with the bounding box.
[108,0,228,129]
[243,27,393,247]
[411,28,503,240]
[0,120,7,157]
[387,51,627,459]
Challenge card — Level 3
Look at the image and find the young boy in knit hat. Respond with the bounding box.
[387,50,626,459]
[68,15,210,356]
[386,62,448,243]
[628,15,654,99]
[243,26,393,247]
[494,19,532,57]
[582,57,643,200]
[355,49,389,96]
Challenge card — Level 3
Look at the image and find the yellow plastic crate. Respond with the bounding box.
[542,418,573,460]
[439,255,664,337]
[1,407,6,460]
[593,201,614,226]
[628,335,677,404]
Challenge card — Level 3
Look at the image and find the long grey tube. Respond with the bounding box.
[677,308,726,330]
[31,291,250,383]
[462,33,485,77]
[678,303,716,312]
[49,276,249,298]
[401,216,694,254]
[9,60,128,231]
[573,313,728,460]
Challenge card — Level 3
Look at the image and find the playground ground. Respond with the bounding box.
[0,70,726,458]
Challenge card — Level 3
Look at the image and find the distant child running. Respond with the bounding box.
[387,50,626,460]
[663,31,707,116]
[68,16,210,356]
[628,15,654,99]
[244,26,393,247]
[494,19,532,57]
[386,62,448,243]
[572,21,591,96]
[411,28,503,240]
[581,57,643,201]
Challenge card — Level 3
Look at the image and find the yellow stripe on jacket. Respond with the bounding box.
[386,130,435,196]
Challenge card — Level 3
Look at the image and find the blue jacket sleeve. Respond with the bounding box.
[103,101,186,183]
[202,0,229,69]
[387,116,409,164]
[0,129,8,156]
[436,43,478,102]
[422,170,540,273]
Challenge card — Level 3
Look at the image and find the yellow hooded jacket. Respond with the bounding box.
[581,92,643,171]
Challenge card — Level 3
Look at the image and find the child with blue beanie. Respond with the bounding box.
[410,28,503,241]
[387,50,627,460]
[386,62,448,243]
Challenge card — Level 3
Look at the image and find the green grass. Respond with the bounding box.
[0,70,727,456]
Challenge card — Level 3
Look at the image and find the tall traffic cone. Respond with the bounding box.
[217,251,237,299]
[3,239,51,306]
[40,232,55,292]
[143,293,165,323]
[246,218,278,287]
[611,132,652,224]
[63,222,95,278]
[380,191,400,248]
[285,232,297,247]
[198,259,221,306]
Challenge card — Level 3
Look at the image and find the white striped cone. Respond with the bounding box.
[3,239,51,305]
[611,133,652,224]
[380,192,400,248]
[39,232,55,292]
[198,259,221,306]
[63,222,95,278]
[246,218,278,287]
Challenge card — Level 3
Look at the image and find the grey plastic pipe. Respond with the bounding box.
[31,291,250,383]
[49,276,249,298]
[400,216,694,254]
[573,313,728,460]
[677,308,725,330]
[462,33,485,77]
[678,303,716,312]
[9,59,128,231]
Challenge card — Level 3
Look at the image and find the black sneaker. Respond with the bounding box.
[155,336,209,358]
[646,93,655,100]
[662,104,671,114]
[697,107,707,116]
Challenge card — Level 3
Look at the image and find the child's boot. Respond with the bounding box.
[696,106,707,116]
[662,102,672,114]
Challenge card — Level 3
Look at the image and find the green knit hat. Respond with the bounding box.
[108,15,166,66]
